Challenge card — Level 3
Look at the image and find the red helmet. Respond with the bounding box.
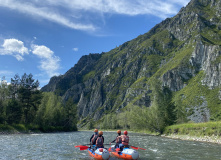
[94,129,98,132]
[117,130,121,134]
[124,131,128,135]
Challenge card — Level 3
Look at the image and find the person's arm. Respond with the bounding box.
[90,134,94,142]
[111,136,117,143]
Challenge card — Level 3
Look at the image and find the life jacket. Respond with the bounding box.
[116,135,122,144]
[92,134,98,144]
[121,135,129,145]
[96,136,103,147]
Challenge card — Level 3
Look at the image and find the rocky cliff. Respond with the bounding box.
[42,0,221,127]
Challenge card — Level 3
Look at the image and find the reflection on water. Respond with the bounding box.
[0,131,221,160]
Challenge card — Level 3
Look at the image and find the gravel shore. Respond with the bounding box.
[161,134,221,144]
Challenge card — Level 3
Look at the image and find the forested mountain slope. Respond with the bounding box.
[42,0,221,130]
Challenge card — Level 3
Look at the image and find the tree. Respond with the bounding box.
[0,100,6,124]
[0,76,9,101]
[10,74,20,99]
[16,73,41,124]
[6,99,22,124]
[128,105,146,130]
[63,98,77,131]
[146,79,176,133]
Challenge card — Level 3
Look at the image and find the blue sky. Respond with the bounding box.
[0,0,190,87]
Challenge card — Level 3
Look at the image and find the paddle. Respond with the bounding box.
[75,145,89,150]
[130,145,146,150]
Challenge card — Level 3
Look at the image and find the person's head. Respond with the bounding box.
[117,130,121,135]
[94,129,98,135]
[99,131,103,136]
[124,130,128,135]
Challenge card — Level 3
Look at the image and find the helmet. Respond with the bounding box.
[99,131,103,135]
[117,130,121,134]
[94,129,98,132]
[124,131,128,135]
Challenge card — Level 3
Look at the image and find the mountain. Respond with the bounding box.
[42,0,221,128]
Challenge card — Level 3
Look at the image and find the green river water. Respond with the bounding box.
[0,131,221,160]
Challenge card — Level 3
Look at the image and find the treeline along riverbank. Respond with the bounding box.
[0,73,77,133]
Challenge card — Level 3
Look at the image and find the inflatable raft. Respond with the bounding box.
[109,145,139,160]
[88,147,110,160]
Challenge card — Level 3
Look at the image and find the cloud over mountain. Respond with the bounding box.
[32,45,60,77]
[0,0,190,31]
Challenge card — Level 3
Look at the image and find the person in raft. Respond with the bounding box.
[119,130,129,150]
[111,130,122,148]
[90,129,99,145]
[96,131,104,149]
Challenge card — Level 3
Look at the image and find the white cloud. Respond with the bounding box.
[73,48,79,52]
[0,0,190,31]
[45,0,190,19]
[0,38,29,61]
[0,0,96,31]
[32,45,60,77]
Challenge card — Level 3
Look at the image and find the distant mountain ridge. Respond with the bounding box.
[42,0,221,127]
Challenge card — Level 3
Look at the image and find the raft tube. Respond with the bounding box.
[88,147,110,160]
[109,145,139,160]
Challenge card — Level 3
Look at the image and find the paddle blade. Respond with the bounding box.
[80,146,89,150]
[75,145,89,150]
[138,147,146,150]
[130,145,146,150]
[130,146,139,150]
[75,145,82,148]
[108,148,112,152]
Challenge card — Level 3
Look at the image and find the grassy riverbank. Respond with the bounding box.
[0,124,76,134]
[162,121,221,144]
[91,121,221,144]
[0,124,37,134]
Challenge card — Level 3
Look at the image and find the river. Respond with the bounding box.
[0,131,221,160]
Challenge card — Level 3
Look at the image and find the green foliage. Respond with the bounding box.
[12,124,26,132]
[87,121,94,130]
[63,98,78,131]
[0,73,78,133]
[164,121,221,137]
[0,124,15,132]
[6,100,22,124]
[35,92,77,131]
[101,114,120,130]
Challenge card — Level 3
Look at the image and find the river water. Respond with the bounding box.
[0,131,221,160]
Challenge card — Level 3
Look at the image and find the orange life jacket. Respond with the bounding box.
[116,136,122,143]
[96,136,103,147]
[121,135,129,145]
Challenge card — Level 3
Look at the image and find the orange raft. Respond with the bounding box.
[88,147,110,160]
[109,145,139,160]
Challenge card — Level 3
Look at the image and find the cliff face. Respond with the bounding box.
[42,0,221,126]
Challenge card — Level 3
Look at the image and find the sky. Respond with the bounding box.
[0,0,190,87]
